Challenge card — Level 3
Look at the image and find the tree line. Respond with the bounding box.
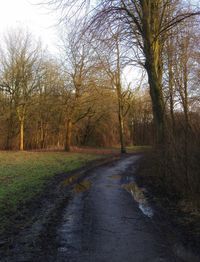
[0,28,152,152]
[30,0,200,202]
[0,0,200,199]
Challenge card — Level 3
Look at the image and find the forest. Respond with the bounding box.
[0,0,200,204]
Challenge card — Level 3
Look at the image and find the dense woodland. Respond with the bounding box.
[0,0,200,203]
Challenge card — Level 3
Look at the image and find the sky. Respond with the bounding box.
[5,0,197,87]
[0,0,198,55]
[0,0,59,54]
[0,0,198,88]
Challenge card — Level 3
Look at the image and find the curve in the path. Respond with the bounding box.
[42,155,183,262]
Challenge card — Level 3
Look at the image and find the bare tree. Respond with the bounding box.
[60,22,96,151]
[0,29,42,150]
[44,0,200,146]
[90,25,132,153]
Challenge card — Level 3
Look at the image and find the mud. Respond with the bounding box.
[1,154,199,262]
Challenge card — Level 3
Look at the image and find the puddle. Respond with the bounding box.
[120,175,135,184]
[73,180,92,193]
[110,175,121,180]
[122,182,153,218]
[106,184,119,189]
[63,174,79,187]
[56,196,83,257]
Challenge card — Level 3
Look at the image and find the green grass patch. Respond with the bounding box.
[0,151,102,233]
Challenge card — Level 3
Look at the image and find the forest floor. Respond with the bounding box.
[0,149,199,261]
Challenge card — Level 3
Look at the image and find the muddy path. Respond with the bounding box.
[1,155,199,261]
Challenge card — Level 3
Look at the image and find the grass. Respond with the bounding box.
[0,151,102,233]
[0,146,149,234]
[74,145,151,154]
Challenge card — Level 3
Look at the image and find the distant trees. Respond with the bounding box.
[45,0,199,145]
[60,23,99,151]
[90,25,131,153]
[128,90,153,146]
[0,2,199,204]
[0,26,152,151]
[0,0,199,207]
[32,59,64,149]
[162,17,200,195]
[45,0,200,202]
[0,1,199,153]
[0,30,42,150]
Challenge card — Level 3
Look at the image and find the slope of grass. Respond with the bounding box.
[0,151,102,232]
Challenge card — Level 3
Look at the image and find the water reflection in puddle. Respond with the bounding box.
[122,180,153,218]
[110,174,121,180]
[120,175,135,184]
[73,180,92,193]
[56,196,83,257]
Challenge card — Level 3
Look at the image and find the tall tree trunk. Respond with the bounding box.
[167,46,175,134]
[17,106,25,151]
[142,1,166,145]
[116,82,126,154]
[6,117,12,150]
[145,59,165,145]
[183,56,190,193]
[20,119,24,151]
[65,119,72,152]
[118,100,126,154]
[115,38,126,154]
[40,121,46,149]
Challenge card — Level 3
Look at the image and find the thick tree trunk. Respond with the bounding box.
[145,62,165,145]
[141,1,166,145]
[65,119,72,152]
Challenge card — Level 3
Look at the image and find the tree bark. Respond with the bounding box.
[20,119,24,151]
[141,1,166,145]
[17,106,26,151]
[145,60,165,145]
[167,39,176,133]
[115,36,126,154]
[116,83,126,154]
[118,102,126,153]
[65,119,72,152]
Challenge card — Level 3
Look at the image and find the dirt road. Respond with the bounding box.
[2,155,198,261]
